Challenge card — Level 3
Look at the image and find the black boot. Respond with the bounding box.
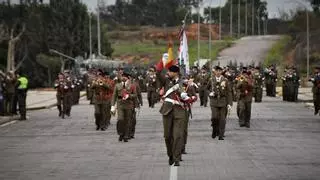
[168,156,174,165]
[57,105,62,117]
[211,129,216,139]
[118,135,124,142]
[95,114,101,131]
[174,161,180,166]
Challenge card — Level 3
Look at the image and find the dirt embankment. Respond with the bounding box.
[108,24,220,64]
[108,24,220,41]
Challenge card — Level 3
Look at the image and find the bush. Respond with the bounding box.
[264,35,291,67]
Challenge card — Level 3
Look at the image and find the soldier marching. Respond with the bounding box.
[309,65,320,115]
[282,67,300,102]
[198,67,210,107]
[264,65,277,97]
[208,66,233,140]
[91,70,115,131]
[48,61,320,169]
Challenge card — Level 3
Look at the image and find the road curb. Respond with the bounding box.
[0,116,20,126]
[26,93,87,111]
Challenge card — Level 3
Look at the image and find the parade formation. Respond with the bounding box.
[49,61,320,167]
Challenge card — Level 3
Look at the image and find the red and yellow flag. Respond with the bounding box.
[155,40,176,71]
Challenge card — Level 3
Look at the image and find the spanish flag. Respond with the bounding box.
[155,41,176,71]
[165,42,175,68]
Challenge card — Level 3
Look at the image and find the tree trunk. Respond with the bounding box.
[6,24,26,72]
[6,40,13,72]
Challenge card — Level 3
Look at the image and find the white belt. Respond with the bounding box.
[164,98,183,106]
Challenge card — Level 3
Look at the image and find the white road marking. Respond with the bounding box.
[0,120,17,127]
[170,166,178,180]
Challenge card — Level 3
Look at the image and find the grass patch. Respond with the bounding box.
[264,35,291,67]
[264,35,292,86]
[112,39,233,65]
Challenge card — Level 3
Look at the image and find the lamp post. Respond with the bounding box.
[252,0,254,35]
[257,6,260,35]
[209,0,213,61]
[230,0,233,37]
[238,0,240,37]
[245,0,248,35]
[197,0,200,67]
[88,11,92,60]
[219,0,222,40]
[97,0,101,56]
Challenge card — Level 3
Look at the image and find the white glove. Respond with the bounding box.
[227,105,232,111]
[180,92,189,100]
[209,92,214,97]
[64,86,68,89]
[172,84,180,91]
[111,106,116,114]
[122,94,129,100]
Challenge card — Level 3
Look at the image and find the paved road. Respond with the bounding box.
[1,35,319,180]
[214,35,281,67]
[0,93,319,180]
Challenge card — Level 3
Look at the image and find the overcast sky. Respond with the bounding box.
[84,0,311,18]
[5,0,311,18]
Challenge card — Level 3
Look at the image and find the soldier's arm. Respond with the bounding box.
[54,80,59,88]
[102,79,113,89]
[129,85,137,99]
[156,71,166,89]
[137,85,143,106]
[227,80,233,106]
[111,85,118,106]
[207,78,212,91]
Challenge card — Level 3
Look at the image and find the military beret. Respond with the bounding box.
[168,65,180,73]
[215,66,223,70]
[149,66,156,71]
[104,71,110,76]
[122,72,131,78]
[192,66,198,69]
[315,66,320,69]
[255,66,260,70]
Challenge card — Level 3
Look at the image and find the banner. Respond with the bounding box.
[178,29,189,74]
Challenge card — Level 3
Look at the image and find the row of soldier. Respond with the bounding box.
[54,63,320,167]
[54,71,83,119]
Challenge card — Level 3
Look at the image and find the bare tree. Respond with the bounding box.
[6,23,26,71]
